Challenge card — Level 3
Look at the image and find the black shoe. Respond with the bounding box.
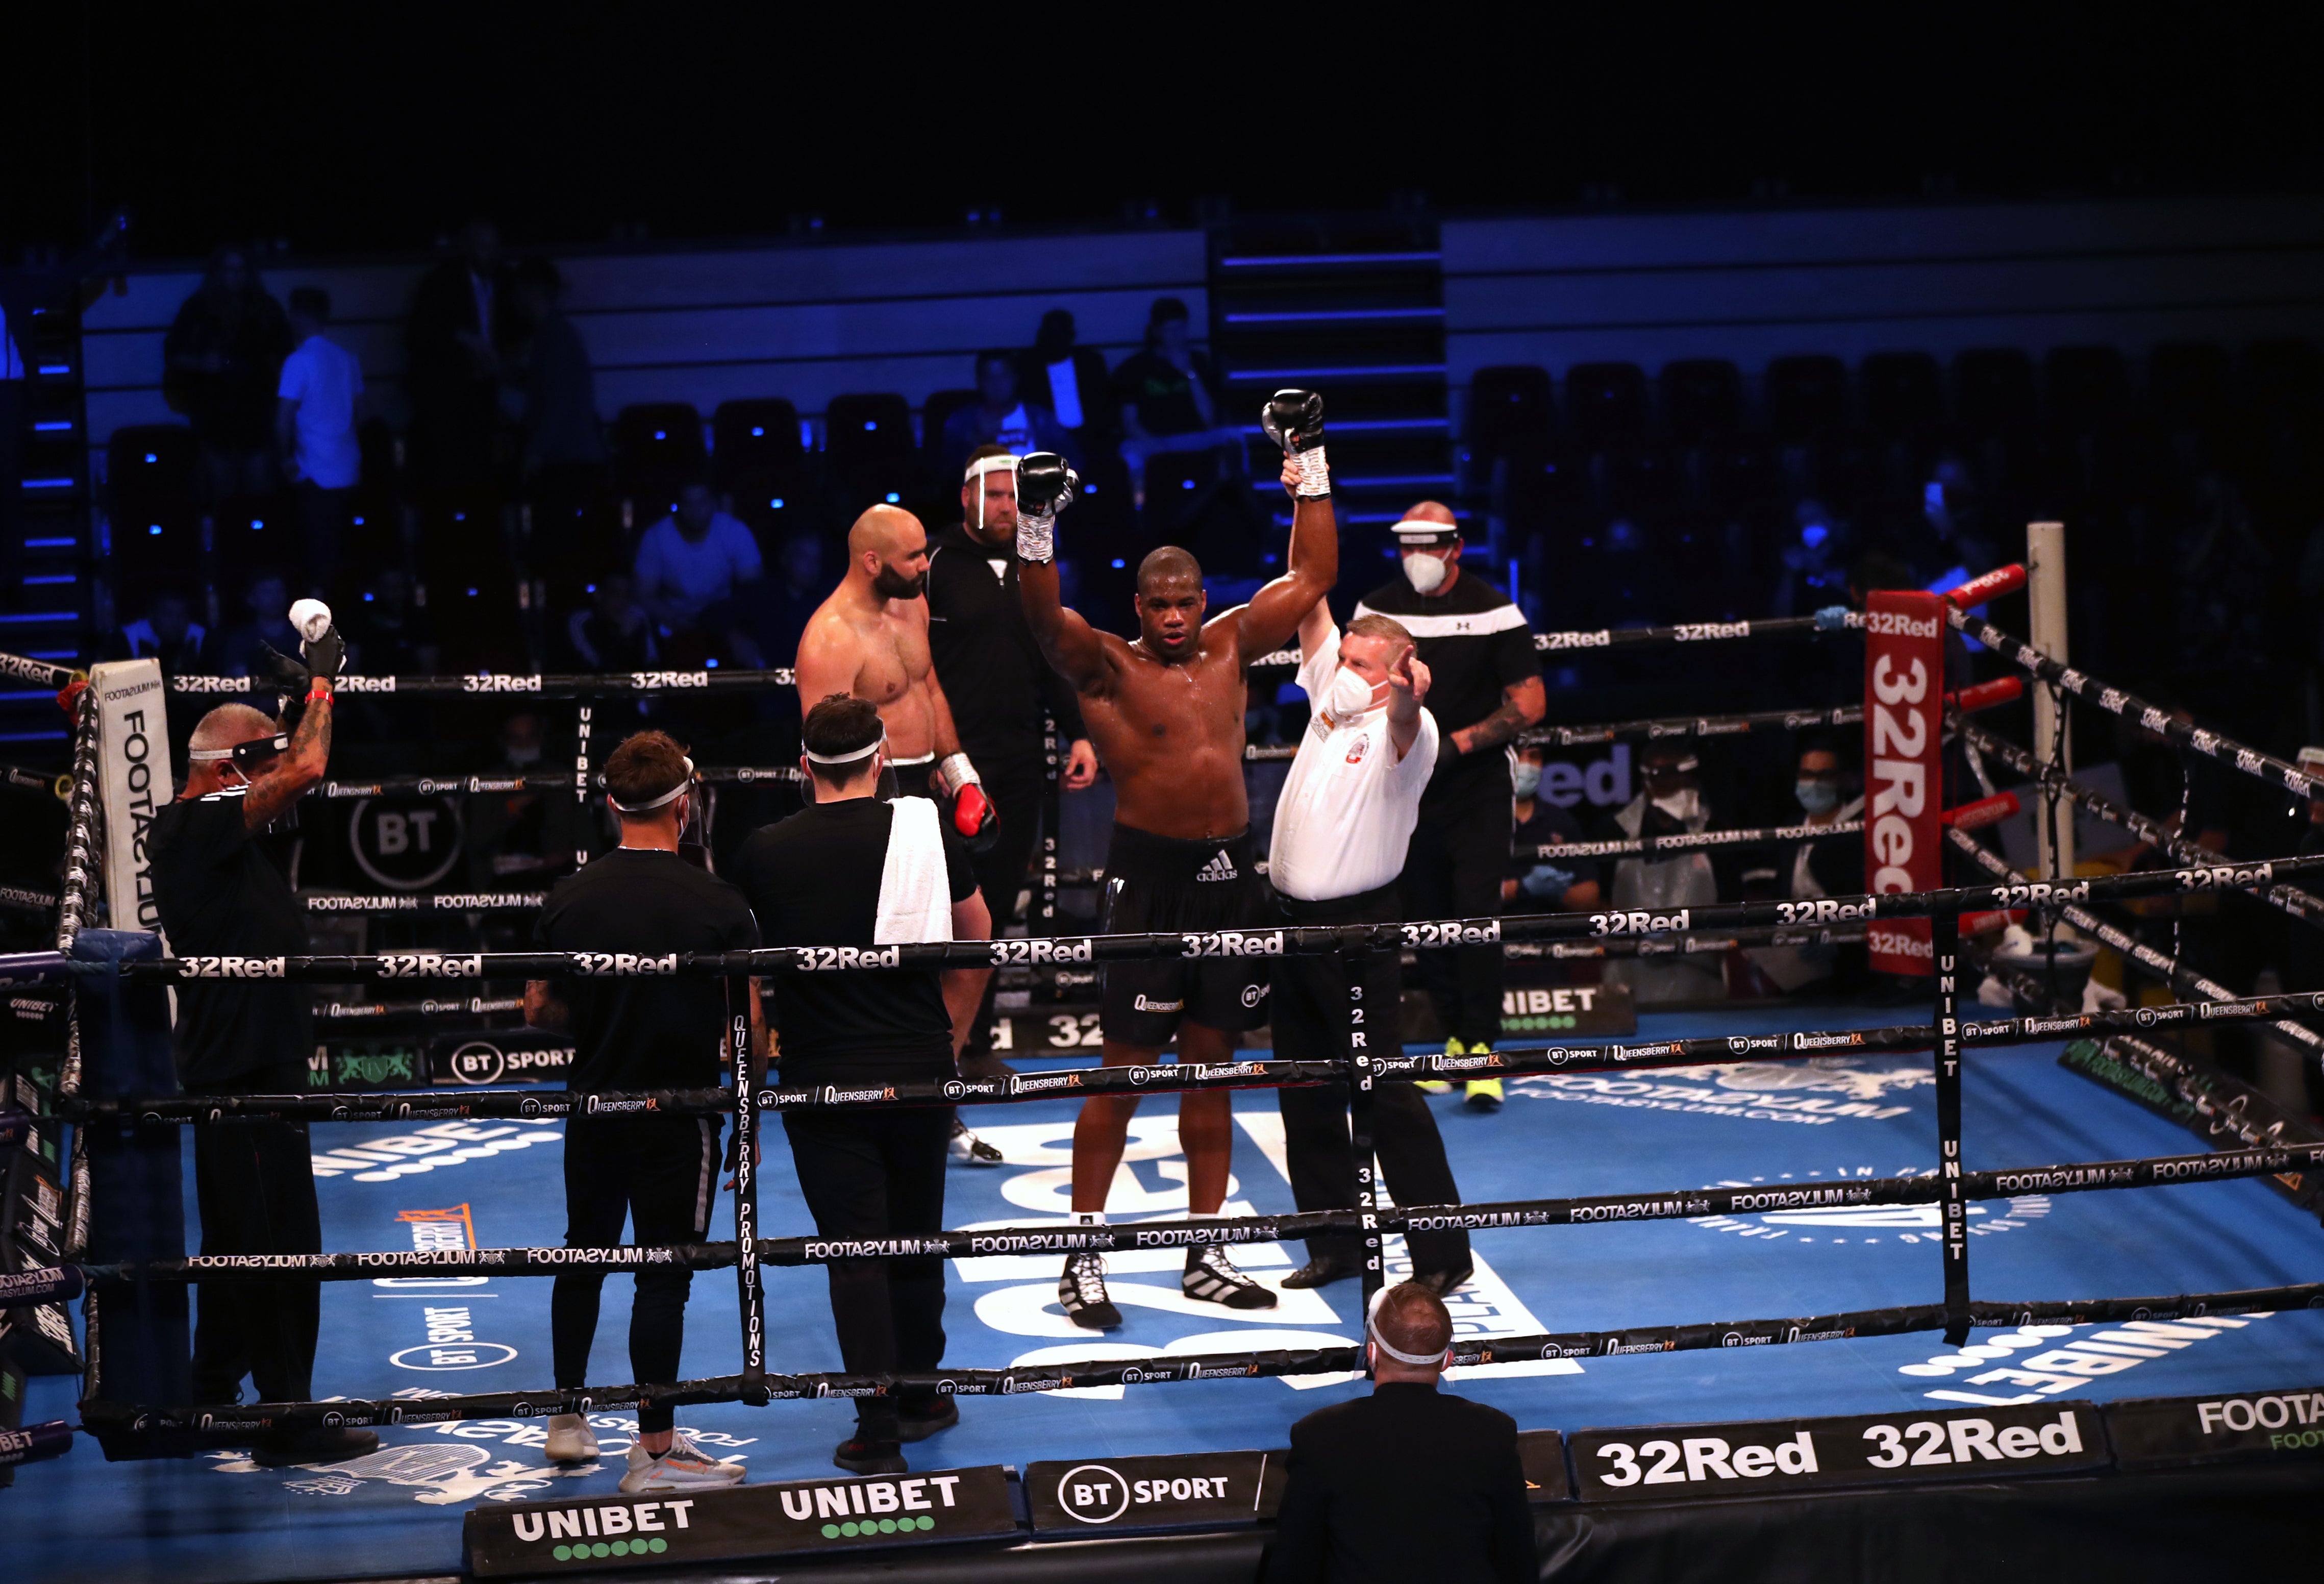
[1411,1265,1474,1297]
[957,1050,1017,1082]
[1183,1245,1277,1310]
[833,1436,907,1475]
[1059,1252,1122,1330]
[252,1426,380,1467]
[897,1400,959,1442]
[1280,1256,1360,1289]
[948,1118,1004,1166]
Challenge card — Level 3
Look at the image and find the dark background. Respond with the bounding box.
[8,5,2323,260]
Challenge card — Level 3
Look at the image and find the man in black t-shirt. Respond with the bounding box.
[148,631,376,1466]
[528,730,759,1493]
[928,446,1102,1080]
[1355,503,1544,1111]
[730,694,991,1476]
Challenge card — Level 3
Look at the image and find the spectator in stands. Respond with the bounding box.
[205,567,301,681]
[163,245,291,502]
[107,588,207,673]
[734,526,827,674]
[405,219,511,493]
[1504,747,1601,911]
[1769,498,1852,618]
[1111,296,1237,463]
[1026,308,1114,451]
[1598,744,1727,1002]
[274,287,366,597]
[505,257,605,501]
[937,348,1076,481]
[465,710,580,886]
[565,572,659,672]
[633,479,764,642]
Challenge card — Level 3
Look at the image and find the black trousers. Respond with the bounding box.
[552,1111,723,1433]
[1400,769,1513,1048]
[782,1097,953,1439]
[189,1060,322,1407]
[1270,887,1470,1276]
[961,757,1048,1060]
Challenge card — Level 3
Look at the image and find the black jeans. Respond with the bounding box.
[1270,886,1470,1276]
[189,1060,321,1406]
[552,1111,724,1434]
[782,1097,953,1441]
[960,756,1048,1060]
[1400,768,1513,1048]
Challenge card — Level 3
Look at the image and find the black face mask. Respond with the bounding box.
[872,564,926,601]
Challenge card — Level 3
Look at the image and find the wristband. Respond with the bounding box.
[937,753,980,796]
[1291,444,1331,498]
[307,679,332,701]
[1016,511,1056,565]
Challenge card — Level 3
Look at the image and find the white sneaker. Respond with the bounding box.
[544,1413,599,1464]
[618,1430,746,1492]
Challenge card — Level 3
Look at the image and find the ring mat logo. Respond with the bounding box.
[210,1441,556,1505]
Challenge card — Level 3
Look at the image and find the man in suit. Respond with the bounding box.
[1267,1283,1537,1584]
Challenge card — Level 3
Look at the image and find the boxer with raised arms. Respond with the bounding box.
[1016,389,1338,1327]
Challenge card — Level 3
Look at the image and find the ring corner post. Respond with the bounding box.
[1344,941,1383,1369]
[1932,908,1971,1346]
[727,971,767,1405]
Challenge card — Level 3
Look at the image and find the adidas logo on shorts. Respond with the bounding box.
[1194,851,1238,883]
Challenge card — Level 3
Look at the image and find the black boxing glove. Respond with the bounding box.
[255,642,312,694]
[301,624,345,683]
[1014,452,1078,564]
[1262,389,1330,497]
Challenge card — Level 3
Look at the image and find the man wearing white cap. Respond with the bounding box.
[1355,503,1544,1111]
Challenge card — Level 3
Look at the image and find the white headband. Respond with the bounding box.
[803,727,886,766]
[610,755,694,812]
[1366,1285,1451,1366]
[964,454,1018,485]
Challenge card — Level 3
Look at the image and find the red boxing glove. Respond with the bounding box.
[951,781,1001,851]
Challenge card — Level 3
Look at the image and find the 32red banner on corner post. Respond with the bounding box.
[1864,590,1945,976]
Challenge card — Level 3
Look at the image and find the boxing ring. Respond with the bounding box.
[3,567,2322,1581]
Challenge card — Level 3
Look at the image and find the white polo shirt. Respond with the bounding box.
[1268,623,1439,902]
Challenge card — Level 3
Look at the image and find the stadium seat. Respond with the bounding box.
[824,392,917,510]
[1658,359,1743,444]
[1765,355,1848,442]
[2044,345,2131,431]
[2246,338,2321,415]
[712,398,807,528]
[105,424,201,606]
[612,402,707,496]
[1862,352,1944,440]
[1465,365,1556,466]
[1563,362,1649,450]
[2146,342,2231,435]
[1952,349,2038,437]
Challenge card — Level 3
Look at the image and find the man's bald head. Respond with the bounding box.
[1402,500,1458,529]
[189,703,278,756]
[846,504,931,601]
[1369,1282,1454,1364]
[1137,544,1202,593]
[847,504,922,560]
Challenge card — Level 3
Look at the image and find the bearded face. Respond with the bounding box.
[872,560,927,601]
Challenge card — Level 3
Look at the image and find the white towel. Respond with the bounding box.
[874,796,952,945]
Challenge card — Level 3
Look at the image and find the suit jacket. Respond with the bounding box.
[1266,1383,1536,1584]
[924,521,1086,765]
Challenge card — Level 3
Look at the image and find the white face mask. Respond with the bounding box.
[1401,551,1448,594]
[1327,665,1382,719]
[1650,786,1702,823]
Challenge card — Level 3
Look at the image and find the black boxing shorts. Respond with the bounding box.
[878,753,936,801]
[1098,823,1272,1047]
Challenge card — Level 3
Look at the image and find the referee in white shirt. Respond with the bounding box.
[1267,604,1472,1293]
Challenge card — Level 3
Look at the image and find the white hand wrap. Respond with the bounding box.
[937,753,980,797]
[1291,444,1331,498]
[1016,511,1057,564]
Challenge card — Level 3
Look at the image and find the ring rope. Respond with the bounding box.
[63,988,2324,1126]
[71,1279,2324,1441]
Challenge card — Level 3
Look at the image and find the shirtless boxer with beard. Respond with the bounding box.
[1016,390,1338,1326]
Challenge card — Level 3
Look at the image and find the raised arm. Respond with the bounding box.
[243,680,331,829]
[1233,393,1337,659]
[1013,454,1112,695]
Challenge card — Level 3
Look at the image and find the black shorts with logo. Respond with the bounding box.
[1099,823,1272,1047]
